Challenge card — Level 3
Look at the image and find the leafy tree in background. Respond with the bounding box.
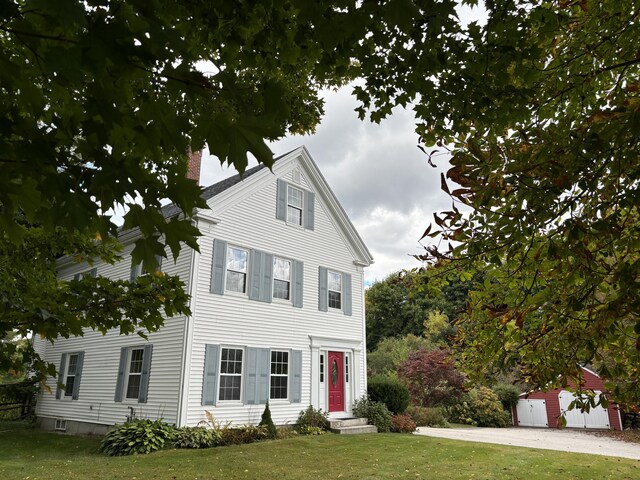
[413,1,640,404]
[398,348,465,408]
[367,334,434,377]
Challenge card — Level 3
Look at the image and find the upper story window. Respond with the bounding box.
[287,185,304,225]
[328,270,342,309]
[276,179,314,230]
[273,257,291,300]
[226,247,248,293]
[219,347,243,401]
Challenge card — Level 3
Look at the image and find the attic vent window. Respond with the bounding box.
[292,169,301,184]
[54,419,67,431]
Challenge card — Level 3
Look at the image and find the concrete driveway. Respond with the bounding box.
[415,427,640,460]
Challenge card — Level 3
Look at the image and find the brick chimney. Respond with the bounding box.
[186,147,202,185]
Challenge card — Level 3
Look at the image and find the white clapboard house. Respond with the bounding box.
[34,146,373,434]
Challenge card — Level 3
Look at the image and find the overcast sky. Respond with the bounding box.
[200,87,454,285]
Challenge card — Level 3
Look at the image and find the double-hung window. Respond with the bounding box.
[219,347,243,401]
[125,348,145,400]
[226,247,248,293]
[64,354,79,398]
[273,257,291,300]
[56,352,85,400]
[287,185,304,225]
[328,270,342,309]
[270,351,289,400]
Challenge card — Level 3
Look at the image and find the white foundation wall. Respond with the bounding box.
[184,161,367,427]
[35,241,193,427]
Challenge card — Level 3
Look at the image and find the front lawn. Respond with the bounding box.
[1,422,638,479]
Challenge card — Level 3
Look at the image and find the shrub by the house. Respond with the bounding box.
[99,419,175,456]
[259,402,277,439]
[367,376,410,414]
[448,387,510,427]
[406,405,448,427]
[352,396,392,433]
[390,414,417,433]
[173,426,220,449]
[296,405,329,432]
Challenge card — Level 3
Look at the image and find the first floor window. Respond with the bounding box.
[328,270,342,309]
[273,257,291,300]
[219,348,243,401]
[226,247,248,293]
[270,350,289,400]
[287,185,303,225]
[64,354,79,397]
[126,348,145,400]
[345,355,350,383]
[320,354,325,383]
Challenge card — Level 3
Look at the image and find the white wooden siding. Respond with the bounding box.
[184,157,367,426]
[35,241,193,426]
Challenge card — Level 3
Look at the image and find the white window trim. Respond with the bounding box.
[124,347,145,401]
[272,257,292,302]
[327,270,342,310]
[286,185,304,227]
[218,346,244,403]
[225,246,249,295]
[269,350,290,401]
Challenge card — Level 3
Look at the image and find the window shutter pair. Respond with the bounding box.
[276,178,315,230]
[318,267,352,316]
[114,345,153,403]
[201,345,303,406]
[211,239,303,308]
[55,352,85,400]
[73,268,97,281]
[130,255,163,282]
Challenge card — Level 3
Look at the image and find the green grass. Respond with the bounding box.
[1,422,638,480]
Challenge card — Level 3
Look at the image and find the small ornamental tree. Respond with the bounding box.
[398,348,465,408]
[259,402,277,439]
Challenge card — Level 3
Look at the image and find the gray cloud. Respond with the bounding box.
[200,87,455,283]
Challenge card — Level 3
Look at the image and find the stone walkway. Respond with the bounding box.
[414,427,640,460]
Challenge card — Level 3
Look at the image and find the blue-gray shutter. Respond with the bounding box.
[89,268,97,277]
[73,273,81,281]
[318,267,328,312]
[55,354,67,400]
[248,250,263,301]
[155,255,163,271]
[114,347,128,402]
[210,239,227,294]
[276,179,287,220]
[291,350,302,403]
[244,347,258,404]
[72,351,85,400]
[257,348,270,404]
[260,253,273,303]
[138,344,153,403]
[249,250,273,303]
[343,273,352,316]
[130,260,139,282]
[292,260,304,308]
[202,344,220,406]
[304,191,315,230]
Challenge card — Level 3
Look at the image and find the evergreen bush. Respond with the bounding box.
[259,402,278,439]
[367,376,410,414]
[492,383,521,410]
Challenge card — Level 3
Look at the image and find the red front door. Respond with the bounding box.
[328,351,344,412]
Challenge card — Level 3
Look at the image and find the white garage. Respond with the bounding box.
[516,399,549,427]
[559,390,611,429]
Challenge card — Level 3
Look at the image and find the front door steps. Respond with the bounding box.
[329,417,377,434]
